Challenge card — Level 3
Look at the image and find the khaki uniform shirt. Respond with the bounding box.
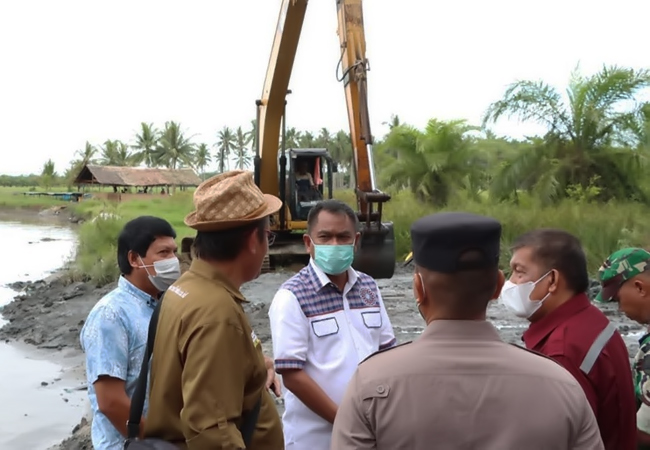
[144,259,284,450]
[331,320,604,450]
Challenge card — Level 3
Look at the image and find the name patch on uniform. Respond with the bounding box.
[168,285,188,298]
[251,330,261,348]
[359,287,378,306]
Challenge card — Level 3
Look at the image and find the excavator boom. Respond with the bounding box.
[334,0,394,278]
[255,0,308,198]
[336,0,376,197]
[254,0,396,279]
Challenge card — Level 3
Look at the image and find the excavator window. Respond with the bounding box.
[289,155,326,220]
[295,160,315,189]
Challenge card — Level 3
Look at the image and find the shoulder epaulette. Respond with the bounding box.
[360,341,412,365]
[508,343,560,364]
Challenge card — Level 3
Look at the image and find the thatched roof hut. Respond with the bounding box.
[74,164,201,187]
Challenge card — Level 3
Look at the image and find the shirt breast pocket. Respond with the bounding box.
[361,311,382,328]
[311,317,339,338]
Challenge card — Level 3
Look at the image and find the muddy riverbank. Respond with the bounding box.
[0,218,88,450]
[0,265,645,449]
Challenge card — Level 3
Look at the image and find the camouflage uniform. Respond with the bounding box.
[635,334,650,408]
[597,248,650,440]
[596,248,650,304]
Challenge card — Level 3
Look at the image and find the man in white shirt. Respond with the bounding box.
[269,199,396,450]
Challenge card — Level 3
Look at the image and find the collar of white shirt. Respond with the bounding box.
[308,258,359,292]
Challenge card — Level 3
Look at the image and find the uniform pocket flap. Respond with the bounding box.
[311,317,339,337]
[361,311,382,328]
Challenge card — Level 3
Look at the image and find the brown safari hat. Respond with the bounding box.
[184,170,282,232]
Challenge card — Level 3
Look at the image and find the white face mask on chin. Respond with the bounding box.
[500,271,552,319]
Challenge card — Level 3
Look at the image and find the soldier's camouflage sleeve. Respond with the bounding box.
[635,334,650,433]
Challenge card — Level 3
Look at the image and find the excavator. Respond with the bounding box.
[251,0,396,279]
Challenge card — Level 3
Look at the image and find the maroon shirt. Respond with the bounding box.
[522,293,636,450]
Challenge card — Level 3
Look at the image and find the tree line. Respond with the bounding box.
[5,64,650,205]
[4,120,358,189]
[373,65,650,206]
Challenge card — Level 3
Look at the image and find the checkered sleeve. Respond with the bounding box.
[376,286,397,350]
[269,288,309,372]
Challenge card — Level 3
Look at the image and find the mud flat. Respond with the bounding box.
[0,266,644,449]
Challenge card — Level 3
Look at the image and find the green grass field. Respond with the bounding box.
[0,186,80,208]
[2,185,649,285]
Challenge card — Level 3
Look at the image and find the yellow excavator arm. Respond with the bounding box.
[255,0,307,198]
[253,0,396,279]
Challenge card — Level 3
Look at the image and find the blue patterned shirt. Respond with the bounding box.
[80,276,156,450]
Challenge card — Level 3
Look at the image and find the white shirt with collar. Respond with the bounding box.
[269,259,397,450]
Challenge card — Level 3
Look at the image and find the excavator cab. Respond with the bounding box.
[286,148,337,221]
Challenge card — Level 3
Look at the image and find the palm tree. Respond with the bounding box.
[483,64,650,203]
[382,114,401,130]
[75,141,98,165]
[195,143,211,180]
[234,127,252,169]
[317,128,332,149]
[63,161,81,190]
[40,159,56,189]
[153,121,196,170]
[299,131,316,148]
[65,141,98,188]
[216,126,234,172]
[330,130,354,186]
[631,102,650,151]
[116,141,135,166]
[381,119,484,206]
[133,122,160,167]
[100,140,135,166]
[285,127,301,149]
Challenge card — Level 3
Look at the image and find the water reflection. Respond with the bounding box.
[0,220,82,450]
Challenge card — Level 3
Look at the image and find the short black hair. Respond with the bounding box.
[511,228,589,295]
[307,199,359,234]
[193,217,267,262]
[422,250,499,317]
[117,216,177,275]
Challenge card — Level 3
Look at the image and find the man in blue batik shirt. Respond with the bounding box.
[80,216,181,450]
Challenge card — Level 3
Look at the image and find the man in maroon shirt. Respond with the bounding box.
[500,228,636,450]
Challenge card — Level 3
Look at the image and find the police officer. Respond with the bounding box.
[330,212,605,449]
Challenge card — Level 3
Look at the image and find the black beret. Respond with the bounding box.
[409,212,501,273]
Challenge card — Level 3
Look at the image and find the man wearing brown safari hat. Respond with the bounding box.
[144,170,284,449]
[596,247,650,448]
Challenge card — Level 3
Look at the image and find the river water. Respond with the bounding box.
[0,220,86,450]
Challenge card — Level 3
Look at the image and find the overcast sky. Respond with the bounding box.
[1,0,649,176]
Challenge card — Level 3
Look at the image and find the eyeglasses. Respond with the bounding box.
[266,230,276,246]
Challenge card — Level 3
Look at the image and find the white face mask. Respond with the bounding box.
[139,256,181,292]
[500,271,552,319]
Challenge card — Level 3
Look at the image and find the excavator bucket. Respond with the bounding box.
[352,222,396,279]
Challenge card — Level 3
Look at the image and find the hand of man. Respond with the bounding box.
[264,355,283,397]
